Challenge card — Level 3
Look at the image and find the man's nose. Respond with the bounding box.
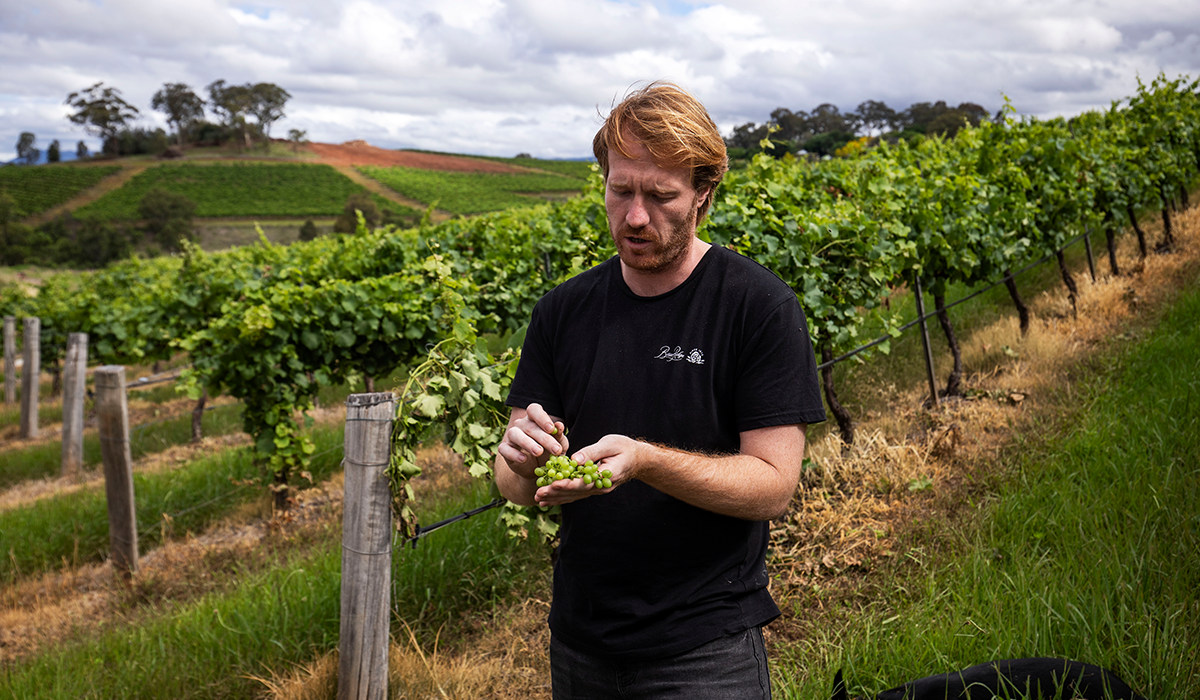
[626,195,650,228]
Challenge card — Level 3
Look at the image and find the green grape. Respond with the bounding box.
[537,453,613,490]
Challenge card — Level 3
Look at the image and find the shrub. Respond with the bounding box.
[298,219,319,241]
[138,188,196,250]
[333,192,381,234]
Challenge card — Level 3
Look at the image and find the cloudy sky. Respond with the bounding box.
[2,0,1199,162]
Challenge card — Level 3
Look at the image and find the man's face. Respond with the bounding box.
[604,133,709,275]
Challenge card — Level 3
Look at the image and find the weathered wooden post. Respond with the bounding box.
[913,275,940,409]
[3,316,14,405]
[339,392,395,700]
[19,317,39,438]
[61,333,89,478]
[95,366,138,578]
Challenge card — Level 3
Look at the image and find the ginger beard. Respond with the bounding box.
[609,210,696,272]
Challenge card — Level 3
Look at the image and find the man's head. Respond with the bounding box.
[593,81,728,222]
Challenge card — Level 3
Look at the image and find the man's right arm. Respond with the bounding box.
[494,404,569,506]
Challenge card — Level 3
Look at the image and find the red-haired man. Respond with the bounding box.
[495,81,826,699]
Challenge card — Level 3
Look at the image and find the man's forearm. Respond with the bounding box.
[570,423,807,520]
[495,453,539,506]
[635,442,799,521]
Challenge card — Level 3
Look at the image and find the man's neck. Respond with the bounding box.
[621,238,712,297]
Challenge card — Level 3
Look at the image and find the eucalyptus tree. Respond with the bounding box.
[151,83,206,146]
[65,83,139,155]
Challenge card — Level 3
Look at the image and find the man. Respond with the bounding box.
[495,81,826,699]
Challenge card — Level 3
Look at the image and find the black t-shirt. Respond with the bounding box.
[506,245,826,661]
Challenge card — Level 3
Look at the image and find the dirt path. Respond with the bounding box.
[332,165,453,223]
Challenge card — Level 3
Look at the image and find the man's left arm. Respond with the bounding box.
[531,423,807,521]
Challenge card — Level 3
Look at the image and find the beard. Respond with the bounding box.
[611,203,698,274]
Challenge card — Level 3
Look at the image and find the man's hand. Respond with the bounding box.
[528,434,640,506]
[495,404,569,504]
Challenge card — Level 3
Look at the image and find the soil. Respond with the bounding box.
[304,140,525,173]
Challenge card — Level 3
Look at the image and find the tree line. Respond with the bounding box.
[10,79,297,164]
[726,99,993,158]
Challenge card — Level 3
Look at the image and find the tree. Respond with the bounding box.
[809,103,854,135]
[854,100,897,136]
[769,107,810,143]
[287,128,308,154]
[151,83,206,147]
[15,132,39,165]
[207,79,256,149]
[65,82,140,155]
[47,140,61,163]
[927,109,970,138]
[249,82,291,147]
[76,141,89,159]
[726,121,770,151]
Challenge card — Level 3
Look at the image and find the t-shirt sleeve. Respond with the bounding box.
[505,298,564,417]
[734,295,827,431]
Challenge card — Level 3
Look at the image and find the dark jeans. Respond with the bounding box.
[550,626,772,700]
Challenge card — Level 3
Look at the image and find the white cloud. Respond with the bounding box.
[2,0,1199,161]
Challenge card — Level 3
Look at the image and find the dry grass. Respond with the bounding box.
[252,600,552,700]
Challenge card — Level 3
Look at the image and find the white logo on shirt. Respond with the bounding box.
[655,346,705,365]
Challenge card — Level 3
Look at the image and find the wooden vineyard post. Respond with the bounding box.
[3,316,14,405]
[95,366,138,579]
[913,275,940,409]
[339,392,396,700]
[61,333,89,478]
[19,317,39,439]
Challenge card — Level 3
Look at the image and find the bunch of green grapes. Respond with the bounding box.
[534,455,613,489]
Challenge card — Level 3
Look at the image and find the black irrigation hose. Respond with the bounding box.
[401,497,507,550]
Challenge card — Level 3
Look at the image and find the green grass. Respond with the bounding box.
[0,478,549,700]
[0,165,122,217]
[359,165,586,215]
[0,417,347,583]
[773,270,1200,699]
[72,163,396,220]
[0,401,244,491]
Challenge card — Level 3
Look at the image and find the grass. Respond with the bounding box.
[808,223,1120,445]
[771,263,1200,699]
[0,477,549,700]
[0,417,346,583]
[0,400,244,490]
[72,163,396,220]
[358,165,586,215]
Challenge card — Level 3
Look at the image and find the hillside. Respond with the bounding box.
[2,140,592,252]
